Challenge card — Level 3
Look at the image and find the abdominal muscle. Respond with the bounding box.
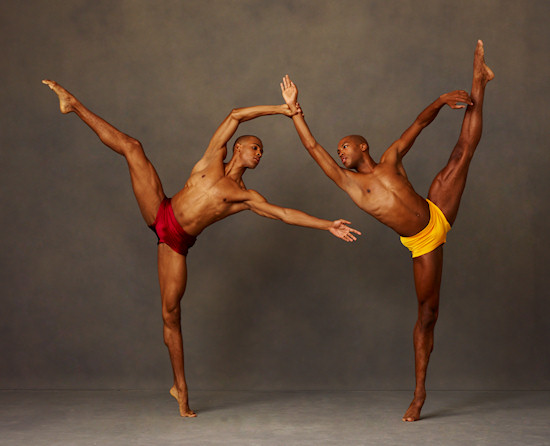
[352,175,431,237]
[170,175,246,236]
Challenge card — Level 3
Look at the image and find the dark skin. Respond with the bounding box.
[281,40,494,421]
[43,80,361,417]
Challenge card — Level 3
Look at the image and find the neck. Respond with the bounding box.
[355,152,377,173]
[224,157,246,181]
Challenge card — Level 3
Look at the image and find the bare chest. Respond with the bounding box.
[349,165,417,218]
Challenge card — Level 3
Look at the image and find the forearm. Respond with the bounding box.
[278,207,331,230]
[291,113,318,150]
[289,111,347,187]
[250,198,331,231]
[231,104,288,123]
[415,97,445,128]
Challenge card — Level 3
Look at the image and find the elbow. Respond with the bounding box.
[414,117,427,129]
[229,108,243,122]
[303,139,318,152]
[304,142,316,151]
[277,208,292,224]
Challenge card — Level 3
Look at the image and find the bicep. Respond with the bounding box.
[309,142,351,188]
[203,111,239,159]
[244,191,285,220]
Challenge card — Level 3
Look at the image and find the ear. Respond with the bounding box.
[360,143,368,152]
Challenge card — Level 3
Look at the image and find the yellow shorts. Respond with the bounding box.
[400,199,451,258]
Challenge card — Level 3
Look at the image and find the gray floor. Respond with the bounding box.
[1,390,548,445]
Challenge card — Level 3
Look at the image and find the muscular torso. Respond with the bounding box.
[345,148,430,237]
[169,154,250,236]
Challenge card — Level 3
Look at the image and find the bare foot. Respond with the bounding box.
[402,395,425,422]
[473,40,495,85]
[169,385,197,418]
[42,79,77,114]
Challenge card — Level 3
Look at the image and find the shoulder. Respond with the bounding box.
[243,188,266,203]
[380,144,401,164]
[191,149,226,175]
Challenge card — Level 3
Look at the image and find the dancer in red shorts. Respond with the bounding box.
[43,80,361,417]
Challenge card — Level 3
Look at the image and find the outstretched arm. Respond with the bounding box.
[244,190,361,242]
[280,75,350,190]
[201,104,296,162]
[387,90,473,158]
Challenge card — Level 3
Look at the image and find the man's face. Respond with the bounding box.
[240,137,264,168]
[337,138,360,169]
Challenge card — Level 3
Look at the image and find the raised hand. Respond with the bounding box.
[280,74,298,107]
[329,220,362,242]
[439,90,473,109]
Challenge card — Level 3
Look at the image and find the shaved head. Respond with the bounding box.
[347,134,369,149]
[233,135,262,151]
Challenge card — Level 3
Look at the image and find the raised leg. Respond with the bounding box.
[158,243,197,417]
[42,80,164,225]
[403,246,443,422]
[428,40,494,225]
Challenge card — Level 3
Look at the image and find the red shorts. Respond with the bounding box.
[149,198,196,256]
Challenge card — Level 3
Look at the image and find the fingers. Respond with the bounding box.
[42,79,55,89]
[281,74,296,92]
[282,75,290,90]
[455,90,473,105]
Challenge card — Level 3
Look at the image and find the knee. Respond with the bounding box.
[418,303,439,330]
[120,136,144,160]
[162,306,181,330]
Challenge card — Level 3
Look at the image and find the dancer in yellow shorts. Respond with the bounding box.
[400,200,451,258]
[282,41,493,421]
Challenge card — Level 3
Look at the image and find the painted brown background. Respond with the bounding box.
[1,0,548,391]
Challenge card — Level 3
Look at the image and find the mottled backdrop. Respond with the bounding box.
[1,0,548,391]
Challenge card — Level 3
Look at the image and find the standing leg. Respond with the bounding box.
[158,243,196,417]
[428,40,494,224]
[403,246,443,422]
[44,81,193,414]
[43,80,165,224]
[403,41,493,422]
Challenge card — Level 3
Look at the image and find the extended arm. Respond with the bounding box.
[388,90,473,158]
[280,75,350,189]
[244,190,361,242]
[202,104,295,162]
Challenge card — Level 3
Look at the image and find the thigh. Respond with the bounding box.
[412,246,443,308]
[157,243,188,314]
[126,147,166,226]
[427,143,472,226]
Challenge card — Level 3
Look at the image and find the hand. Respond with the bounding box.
[280,74,298,108]
[281,104,300,117]
[329,220,362,242]
[439,90,473,109]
